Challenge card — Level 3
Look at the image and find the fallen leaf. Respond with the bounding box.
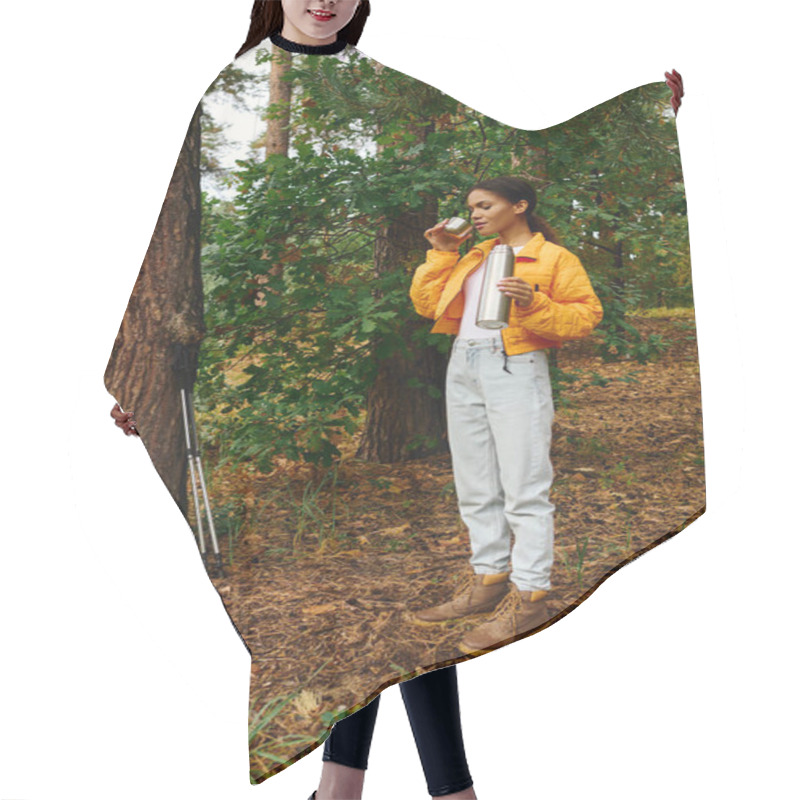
[303,603,339,615]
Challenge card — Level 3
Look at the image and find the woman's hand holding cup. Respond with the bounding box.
[424,218,474,252]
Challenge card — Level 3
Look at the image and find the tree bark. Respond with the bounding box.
[104,103,205,515]
[256,43,293,295]
[356,116,450,463]
[265,44,293,158]
[356,204,449,463]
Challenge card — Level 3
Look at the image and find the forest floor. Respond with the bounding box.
[200,314,705,782]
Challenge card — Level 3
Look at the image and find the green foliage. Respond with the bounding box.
[196,53,689,471]
[558,535,591,590]
[565,434,609,458]
[548,358,581,410]
[285,468,341,554]
[248,656,333,779]
[591,275,671,363]
[213,498,248,566]
[531,84,690,361]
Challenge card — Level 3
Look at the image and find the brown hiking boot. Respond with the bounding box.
[412,570,511,625]
[458,584,550,655]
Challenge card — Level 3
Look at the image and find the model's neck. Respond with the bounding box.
[269,31,349,55]
[496,232,536,248]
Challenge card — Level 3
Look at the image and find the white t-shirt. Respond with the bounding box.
[458,245,525,338]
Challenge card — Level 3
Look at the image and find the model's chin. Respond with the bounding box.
[294,30,337,45]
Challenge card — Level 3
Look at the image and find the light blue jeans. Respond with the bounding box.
[445,335,555,592]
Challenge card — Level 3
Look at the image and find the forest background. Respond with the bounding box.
[2,1,797,799]
[195,58,688,475]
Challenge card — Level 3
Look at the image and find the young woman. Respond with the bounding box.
[236,0,368,57]
[113,3,477,799]
[409,176,603,655]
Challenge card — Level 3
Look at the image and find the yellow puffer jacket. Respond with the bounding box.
[409,232,603,354]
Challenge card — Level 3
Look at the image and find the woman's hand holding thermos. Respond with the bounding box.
[424,217,535,310]
[424,218,474,252]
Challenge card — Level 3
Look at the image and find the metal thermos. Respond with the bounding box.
[476,244,515,329]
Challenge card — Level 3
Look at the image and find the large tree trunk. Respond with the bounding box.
[356,114,450,463]
[256,43,293,297]
[356,202,449,462]
[104,103,205,515]
[265,44,293,157]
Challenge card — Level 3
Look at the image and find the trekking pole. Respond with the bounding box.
[179,387,225,577]
[172,342,225,578]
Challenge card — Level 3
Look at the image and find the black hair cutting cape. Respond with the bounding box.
[104,38,704,784]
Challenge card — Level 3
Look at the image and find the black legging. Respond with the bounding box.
[323,665,473,797]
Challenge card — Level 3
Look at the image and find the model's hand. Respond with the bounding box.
[423,219,473,252]
[664,69,683,116]
[111,402,140,436]
[498,277,534,307]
